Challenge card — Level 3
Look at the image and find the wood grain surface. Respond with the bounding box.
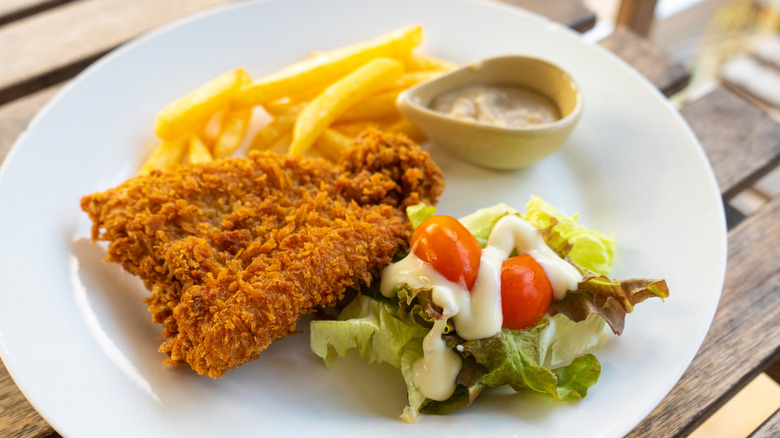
[681,87,780,200]
[599,27,690,96]
[0,0,73,26]
[0,367,54,438]
[765,359,780,383]
[0,0,233,104]
[616,0,659,36]
[0,86,61,160]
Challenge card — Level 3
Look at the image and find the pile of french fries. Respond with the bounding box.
[139,24,456,175]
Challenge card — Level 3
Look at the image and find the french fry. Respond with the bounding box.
[263,97,297,117]
[189,135,214,164]
[188,135,214,164]
[314,128,354,161]
[337,71,445,123]
[138,138,188,175]
[406,53,458,72]
[250,102,307,151]
[273,132,293,152]
[154,68,251,140]
[289,58,404,155]
[214,107,252,157]
[337,89,401,123]
[234,24,422,107]
[262,90,318,116]
[201,110,226,144]
[264,69,438,119]
[332,120,384,137]
[392,70,446,89]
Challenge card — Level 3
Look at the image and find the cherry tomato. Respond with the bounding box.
[411,215,481,290]
[500,254,553,330]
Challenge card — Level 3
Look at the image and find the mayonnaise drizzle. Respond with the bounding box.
[380,213,583,401]
[487,215,583,300]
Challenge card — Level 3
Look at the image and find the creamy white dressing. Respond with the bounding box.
[380,213,583,401]
[453,246,503,340]
[413,318,462,401]
[487,215,583,300]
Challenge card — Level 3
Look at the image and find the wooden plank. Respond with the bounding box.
[599,27,690,96]
[628,195,780,437]
[0,0,52,16]
[0,0,73,27]
[750,407,780,438]
[0,361,53,437]
[616,0,659,36]
[496,0,596,32]
[723,202,746,231]
[681,87,780,200]
[766,359,780,384]
[0,0,232,104]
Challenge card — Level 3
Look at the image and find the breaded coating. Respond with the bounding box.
[81,130,444,378]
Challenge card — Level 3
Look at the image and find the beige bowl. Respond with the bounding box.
[397,55,582,170]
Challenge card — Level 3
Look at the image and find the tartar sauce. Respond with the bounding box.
[430,84,561,127]
[379,214,582,401]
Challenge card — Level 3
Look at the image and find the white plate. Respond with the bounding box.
[0,0,727,437]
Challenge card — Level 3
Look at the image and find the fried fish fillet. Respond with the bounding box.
[81,130,444,377]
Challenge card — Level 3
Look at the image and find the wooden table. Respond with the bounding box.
[1,1,778,437]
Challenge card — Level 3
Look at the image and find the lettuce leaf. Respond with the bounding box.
[394,284,452,333]
[458,322,601,401]
[524,196,615,275]
[310,295,430,422]
[459,203,519,247]
[539,313,606,367]
[417,318,603,416]
[407,203,437,230]
[399,338,427,423]
[310,295,427,368]
[550,275,670,335]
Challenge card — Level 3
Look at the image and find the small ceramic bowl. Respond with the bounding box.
[397,55,582,170]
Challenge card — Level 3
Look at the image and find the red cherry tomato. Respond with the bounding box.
[411,215,481,290]
[500,254,553,330]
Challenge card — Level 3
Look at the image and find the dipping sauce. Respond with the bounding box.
[430,84,561,127]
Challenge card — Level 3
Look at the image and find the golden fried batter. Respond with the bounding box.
[81,130,443,377]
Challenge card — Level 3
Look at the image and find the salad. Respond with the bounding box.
[310,196,669,422]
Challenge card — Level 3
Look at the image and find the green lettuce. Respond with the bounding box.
[310,294,427,368]
[459,323,601,401]
[539,313,606,367]
[523,196,616,275]
[459,203,519,247]
[311,294,603,420]
[309,295,430,422]
[406,203,437,230]
[393,284,452,333]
